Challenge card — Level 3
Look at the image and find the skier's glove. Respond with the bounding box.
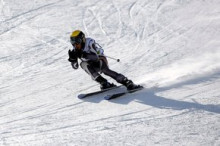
[71,62,79,69]
[68,58,76,62]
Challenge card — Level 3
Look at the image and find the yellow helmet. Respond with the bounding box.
[70,30,85,45]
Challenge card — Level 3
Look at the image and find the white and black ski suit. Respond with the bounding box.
[68,38,126,84]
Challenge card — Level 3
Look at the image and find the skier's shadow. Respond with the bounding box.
[81,85,220,114]
[108,72,220,114]
[108,88,220,114]
[82,71,220,114]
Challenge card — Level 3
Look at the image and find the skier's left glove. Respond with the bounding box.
[71,62,79,69]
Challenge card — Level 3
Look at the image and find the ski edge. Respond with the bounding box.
[77,85,123,99]
[104,86,144,100]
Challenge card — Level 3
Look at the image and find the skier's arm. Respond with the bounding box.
[91,43,104,56]
[80,40,103,62]
[87,40,108,64]
[81,52,99,62]
[68,50,79,69]
[80,39,107,64]
[91,42,108,65]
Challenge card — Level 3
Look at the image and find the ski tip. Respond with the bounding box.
[78,94,86,99]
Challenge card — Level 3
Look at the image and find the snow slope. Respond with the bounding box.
[1,0,220,145]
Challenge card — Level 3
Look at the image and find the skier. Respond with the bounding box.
[68,30,142,91]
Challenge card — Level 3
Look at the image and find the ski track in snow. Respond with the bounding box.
[1,0,220,145]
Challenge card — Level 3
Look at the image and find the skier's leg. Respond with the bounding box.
[80,61,100,80]
[100,60,126,82]
[80,61,116,90]
[100,61,142,90]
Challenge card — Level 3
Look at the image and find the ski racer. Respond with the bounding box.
[68,30,142,90]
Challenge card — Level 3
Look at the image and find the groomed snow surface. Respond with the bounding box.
[1,0,220,145]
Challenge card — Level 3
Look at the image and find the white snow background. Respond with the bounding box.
[0,0,220,145]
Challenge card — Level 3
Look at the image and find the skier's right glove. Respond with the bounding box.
[71,62,79,69]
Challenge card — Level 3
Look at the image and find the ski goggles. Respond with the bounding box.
[70,37,82,45]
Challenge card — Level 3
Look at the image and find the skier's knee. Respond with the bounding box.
[80,61,100,80]
[80,61,88,70]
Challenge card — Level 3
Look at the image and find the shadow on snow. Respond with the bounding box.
[82,71,220,114]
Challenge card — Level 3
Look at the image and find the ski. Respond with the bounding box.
[78,86,121,99]
[104,86,144,100]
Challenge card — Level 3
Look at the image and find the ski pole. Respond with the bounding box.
[102,55,120,62]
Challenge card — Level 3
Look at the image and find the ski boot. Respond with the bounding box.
[122,78,142,91]
[95,75,116,90]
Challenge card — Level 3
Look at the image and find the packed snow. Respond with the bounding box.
[0,0,220,145]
